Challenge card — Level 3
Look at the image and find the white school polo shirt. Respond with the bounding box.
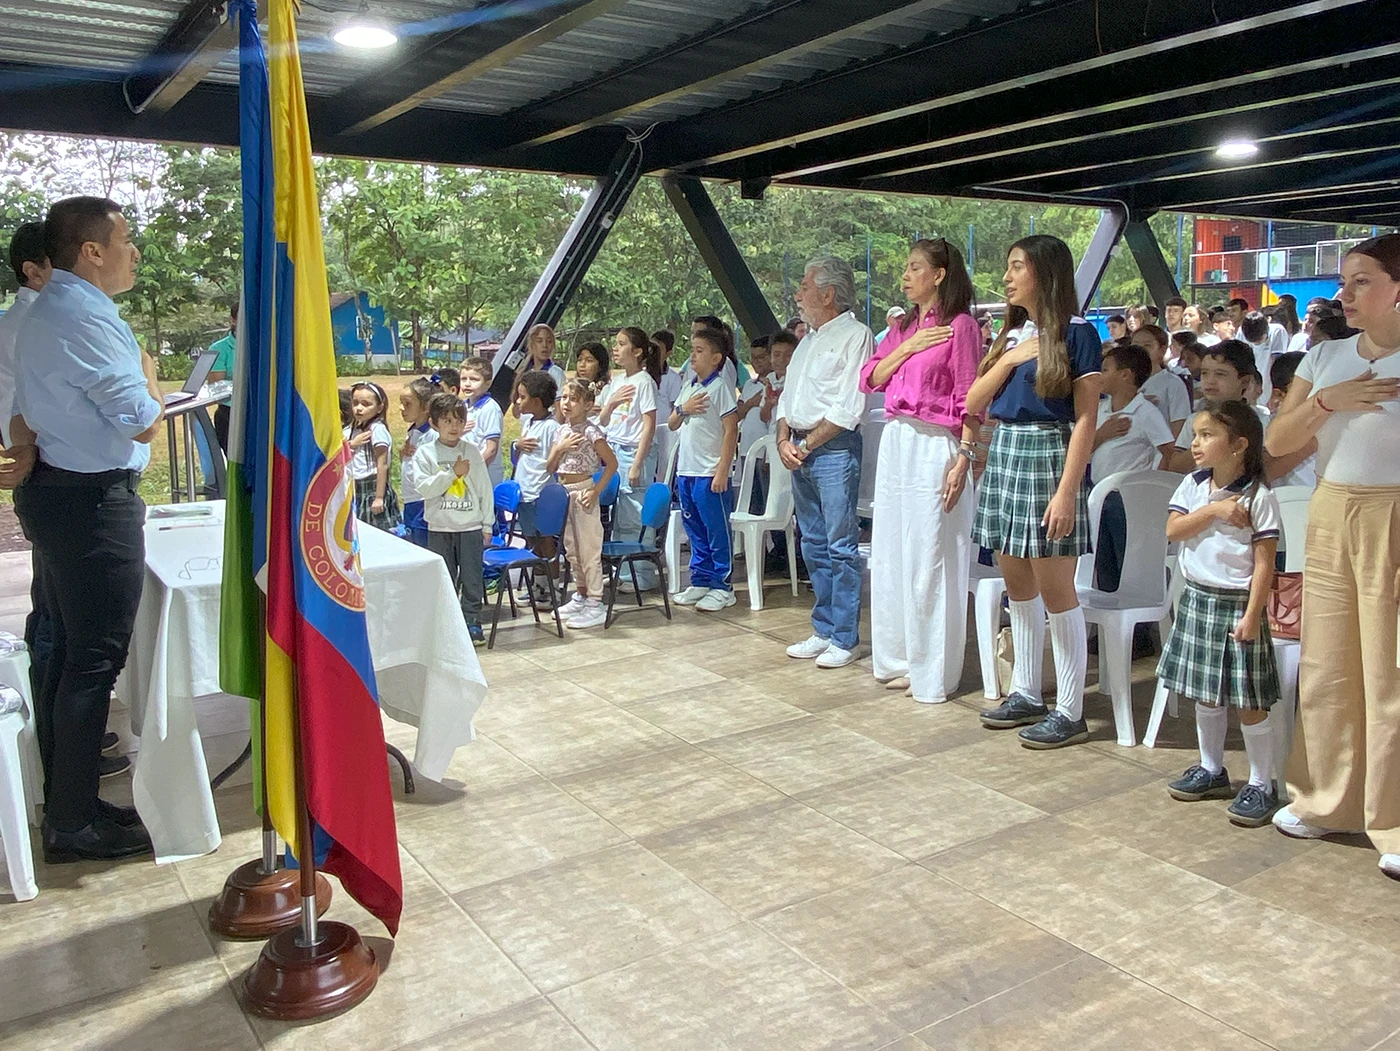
[1091,392,1175,481]
[600,370,659,449]
[1175,402,1271,450]
[514,414,558,500]
[1294,335,1400,485]
[1168,470,1282,590]
[675,370,739,477]
[1139,368,1191,429]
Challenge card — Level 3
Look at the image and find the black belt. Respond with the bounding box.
[28,461,142,492]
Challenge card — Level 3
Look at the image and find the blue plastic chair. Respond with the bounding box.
[600,481,673,628]
[593,468,622,542]
[483,482,569,648]
[490,480,522,548]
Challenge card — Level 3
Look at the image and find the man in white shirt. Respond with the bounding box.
[775,256,873,670]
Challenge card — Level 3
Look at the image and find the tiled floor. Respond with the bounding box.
[3,569,1400,1051]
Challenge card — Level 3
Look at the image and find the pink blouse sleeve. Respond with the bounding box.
[947,314,985,423]
[859,325,902,394]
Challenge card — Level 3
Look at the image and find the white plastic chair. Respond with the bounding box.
[728,434,798,610]
[0,649,41,828]
[661,441,687,589]
[968,559,1006,700]
[0,693,37,901]
[1076,470,1182,747]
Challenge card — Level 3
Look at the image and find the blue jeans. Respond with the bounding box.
[790,427,862,650]
[677,475,733,590]
[612,443,659,589]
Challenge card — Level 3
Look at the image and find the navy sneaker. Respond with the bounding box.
[1228,783,1280,828]
[468,623,486,647]
[1168,765,1235,802]
[1018,710,1091,749]
[979,692,1049,729]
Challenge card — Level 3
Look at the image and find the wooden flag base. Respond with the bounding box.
[209,859,332,939]
[241,920,378,1020]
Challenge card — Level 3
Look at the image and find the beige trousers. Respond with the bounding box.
[562,479,605,598]
[1288,480,1400,854]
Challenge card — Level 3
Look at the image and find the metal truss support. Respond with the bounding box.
[1123,219,1181,310]
[1074,203,1129,313]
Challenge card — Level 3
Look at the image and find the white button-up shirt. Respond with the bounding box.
[0,285,39,446]
[775,311,873,432]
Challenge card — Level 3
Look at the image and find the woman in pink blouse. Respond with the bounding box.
[860,238,983,703]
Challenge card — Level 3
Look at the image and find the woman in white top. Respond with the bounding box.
[599,326,663,589]
[1181,304,1220,347]
[1264,234,1400,880]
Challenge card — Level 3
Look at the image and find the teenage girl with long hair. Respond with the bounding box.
[599,326,663,589]
[965,235,1103,749]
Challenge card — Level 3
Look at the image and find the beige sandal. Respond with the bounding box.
[885,676,911,691]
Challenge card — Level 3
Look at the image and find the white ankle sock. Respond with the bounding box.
[1046,607,1087,721]
[1195,703,1228,775]
[1241,714,1274,788]
[1009,597,1046,701]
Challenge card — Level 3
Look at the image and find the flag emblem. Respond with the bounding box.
[300,448,365,610]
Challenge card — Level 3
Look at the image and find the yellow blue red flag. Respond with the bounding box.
[221,0,402,935]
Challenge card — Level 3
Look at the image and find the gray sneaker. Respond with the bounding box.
[1228,784,1280,828]
[979,692,1049,729]
[1018,710,1091,749]
[1168,765,1235,802]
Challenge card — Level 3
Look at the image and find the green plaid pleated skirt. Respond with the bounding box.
[1157,580,1279,710]
[972,422,1091,558]
[353,473,401,531]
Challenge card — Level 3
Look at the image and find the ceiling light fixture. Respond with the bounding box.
[1215,139,1259,161]
[333,1,397,49]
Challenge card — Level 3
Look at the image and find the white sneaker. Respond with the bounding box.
[815,645,856,669]
[1271,805,1361,839]
[567,602,607,630]
[696,588,737,612]
[1380,854,1400,880]
[558,592,588,617]
[786,634,832,660]
[673,585,710,606]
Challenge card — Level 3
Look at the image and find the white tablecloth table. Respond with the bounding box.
[116,501,486,863]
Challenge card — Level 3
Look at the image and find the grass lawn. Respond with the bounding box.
[0,374,525,506]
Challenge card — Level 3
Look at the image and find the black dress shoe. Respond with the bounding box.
[98,754,131,779]
[42,815,152,864]
[97,798,142,828]
[1019,711,1091,749]
[980,692,1049,729]
[101,731,120,754]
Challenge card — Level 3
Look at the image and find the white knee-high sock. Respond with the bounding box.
[1009,597,1045,701]
[1195,702,1228,775]
[1047,607,1088,721]
[1241,713,1274,788]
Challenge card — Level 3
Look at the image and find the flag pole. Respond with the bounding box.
[209,593,331,939]
[241,671,378,1020]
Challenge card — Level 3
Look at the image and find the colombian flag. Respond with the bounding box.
[220,0,402,935]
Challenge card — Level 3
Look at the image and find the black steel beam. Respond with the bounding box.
[331,0,629,137]
[1124,221,1180,310]
[122,0,236,114]
[487,142,643,408]
[660,175,778,339]
[845,71,1400,193]
[492,0,920,151]
[1074,205,1129,313]
[1141,166,1400,221]
[645,0,1349,174]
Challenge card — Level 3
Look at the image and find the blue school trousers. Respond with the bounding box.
[676,475,734,591]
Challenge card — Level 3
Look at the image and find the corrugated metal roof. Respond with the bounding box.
[0,0,183,73]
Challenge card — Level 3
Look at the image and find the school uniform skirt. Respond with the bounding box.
[971,422,1091,559]
[1157,580,1279,710]
[353,473,401,531]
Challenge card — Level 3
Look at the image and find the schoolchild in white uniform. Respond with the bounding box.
[669,326,740,613]
[1129,324,1191,439]
[598,326,662,589]
[1168,341,1272,474]
[1265,352,1317,489]
[736,337,774,510]
[1090,343,1177,592]
[459,356,505,489]
[511,371,561,606]
[651,329,682,481]
[1158,401,1282,827]
[397,376,439,546]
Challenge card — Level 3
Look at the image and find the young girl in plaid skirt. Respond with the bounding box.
[1159,401,1282,827]
[346,380,402,532]
[966,235,1103,749]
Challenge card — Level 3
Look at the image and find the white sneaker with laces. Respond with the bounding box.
[1380,854,1400,880]
[673,585,711,606]
[786,634,831,660]
[567,602,607,630]
[695,588,736,612]
[815,645,856,669]
[1272,805,1361,839]
[558,592,588,617]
